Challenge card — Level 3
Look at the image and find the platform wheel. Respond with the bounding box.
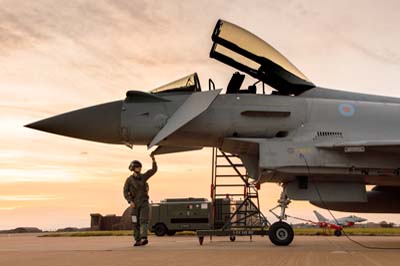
[153,223,168,237]
[198,236,204,245]
[334,230,342,237]
[229,236,236,242]
[268,221,294,246]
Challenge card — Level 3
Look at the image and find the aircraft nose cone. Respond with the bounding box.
[25,101,123,144]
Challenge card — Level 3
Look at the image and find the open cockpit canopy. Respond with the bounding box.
[210,19,314,95]
[150,73,201,94]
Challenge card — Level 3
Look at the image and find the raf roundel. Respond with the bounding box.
[338,103,355,117]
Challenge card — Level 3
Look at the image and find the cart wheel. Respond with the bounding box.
[268,221,294,246]
[229,236,236,242]
[153,223,167,237]
[334,230,342,237]
[198,236,204,245]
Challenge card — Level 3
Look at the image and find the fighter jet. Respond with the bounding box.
[313,210,366,236]
[26,19,400,246]
[314,210,367,227]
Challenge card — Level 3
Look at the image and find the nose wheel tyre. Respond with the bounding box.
[268,221,294,246]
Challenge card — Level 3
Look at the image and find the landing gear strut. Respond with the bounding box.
[269,186,294,246]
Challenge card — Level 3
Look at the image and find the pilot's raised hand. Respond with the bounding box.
[150,152,156,162]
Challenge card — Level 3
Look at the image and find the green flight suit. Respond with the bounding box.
[123,161,157,241]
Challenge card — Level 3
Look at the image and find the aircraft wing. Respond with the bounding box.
[315,139,400,152]
[152,145,203,155]
[148,89,222,148]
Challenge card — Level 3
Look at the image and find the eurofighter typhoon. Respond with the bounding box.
[26,20,400,245]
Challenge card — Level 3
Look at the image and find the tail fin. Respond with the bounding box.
[313,210,328,222]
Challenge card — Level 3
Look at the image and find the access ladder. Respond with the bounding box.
[197,148,269,244]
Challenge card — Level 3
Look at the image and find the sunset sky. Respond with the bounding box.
[1,0,400,230]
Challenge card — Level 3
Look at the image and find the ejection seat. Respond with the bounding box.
[226,72,256,94]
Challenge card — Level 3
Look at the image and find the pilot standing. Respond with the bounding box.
[123,154,158,246]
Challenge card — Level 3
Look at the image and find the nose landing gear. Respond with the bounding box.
[268,221,294,246]
[269,186,294,246]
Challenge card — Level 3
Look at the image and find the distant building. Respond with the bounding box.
[90,207,133,231]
